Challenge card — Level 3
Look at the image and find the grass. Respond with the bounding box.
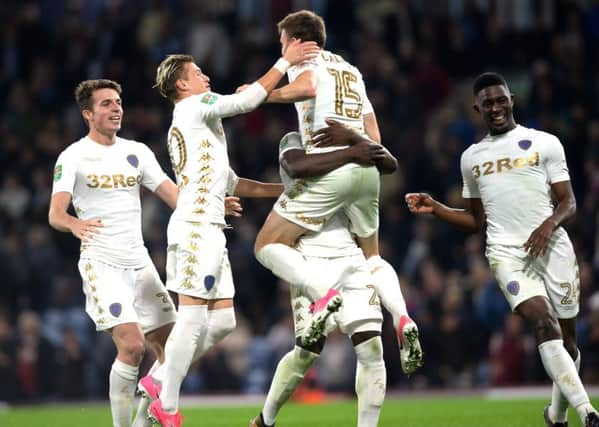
[1,396,598,427]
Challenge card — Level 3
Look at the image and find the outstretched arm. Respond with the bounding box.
[266,70,317,103]
[204,40,319,120]
[405,193,485,234]
[234,178,284,198]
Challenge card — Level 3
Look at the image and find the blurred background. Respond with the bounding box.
[0,0,598,403]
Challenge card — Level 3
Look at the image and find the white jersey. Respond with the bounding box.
[167,84,267,225]
[461,125,571,246]
[52,136,169,268]
[278,132,361,257]
[287,50,373,154]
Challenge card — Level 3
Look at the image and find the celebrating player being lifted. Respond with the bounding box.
[144,41,318,427]
[250,10,421,365]
[49,79,178,427]
[251,129,398,427]
[406,72,599,427]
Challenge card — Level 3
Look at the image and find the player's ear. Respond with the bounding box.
[175,78,187,92]
[473,103,480,114]
[82,109,92,122]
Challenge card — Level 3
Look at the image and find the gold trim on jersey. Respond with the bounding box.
[168,127,187,175]
[295,213,325,226]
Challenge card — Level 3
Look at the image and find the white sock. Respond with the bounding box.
[538,340,595,423]
[109,359,139,427]
[256,244,322,300]
[160,305,208,413]
[262,346,319,425]
[191,307,236,363]
[367,255,407,327]
[549,349,580,423]
[354,337,386,427]
[132,361,161,427]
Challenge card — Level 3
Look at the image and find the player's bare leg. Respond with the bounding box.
[110,323,146,427]
[255,211,343,344]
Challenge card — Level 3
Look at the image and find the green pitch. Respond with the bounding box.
[1,397,597,427]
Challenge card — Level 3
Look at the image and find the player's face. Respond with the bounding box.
[474,84,516,135]
[181,62,211,95]
[280,29,293,56]
[85,88,122,135]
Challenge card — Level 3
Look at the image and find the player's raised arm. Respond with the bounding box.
[155,41,318,120]
[266,68,317,103]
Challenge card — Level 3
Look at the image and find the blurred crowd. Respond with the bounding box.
[1,0,599,402]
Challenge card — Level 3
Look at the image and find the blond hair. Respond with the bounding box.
[155,54,194,102]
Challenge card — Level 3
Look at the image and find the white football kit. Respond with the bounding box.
[274,50,380,238]
[164,84,266,298]
[461,125,579,317]
[278,133,382,337]
[52,136,176,332]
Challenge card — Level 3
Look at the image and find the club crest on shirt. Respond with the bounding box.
[517,139,532,150]
[506,280,520,296]
[109,302,122,317]
[204,275,216,291]
[54,165,62,181]
[127,154,139,168]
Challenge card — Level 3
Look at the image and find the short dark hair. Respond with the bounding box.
[277,10,326,48]
[472,72,508,96]
[74,79,122,111]
[155,54,195,102]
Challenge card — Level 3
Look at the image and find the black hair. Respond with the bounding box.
[472,72,508,96]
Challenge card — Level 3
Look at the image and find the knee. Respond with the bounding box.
[119,338,146,366]
[529,315,561,342]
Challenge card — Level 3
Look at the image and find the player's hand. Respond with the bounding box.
[348,142,386,166]
[235,84,250,94]
[523,219,556,257]
[224,196,243,217]
[71,218,103,242]
[283,39,320,66]
[313,119,364,147]
[405,193,435,214]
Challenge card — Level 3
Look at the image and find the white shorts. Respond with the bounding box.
[274,163,380,238]
[291,254,382,338]
[486,233,580,319]
[78,257,176,333]
[166,220,235,299]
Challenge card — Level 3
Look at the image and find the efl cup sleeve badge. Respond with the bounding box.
[54,165,62,182]
[200,93,218,105]
[506,280,520,296]
[517,139,532,150]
